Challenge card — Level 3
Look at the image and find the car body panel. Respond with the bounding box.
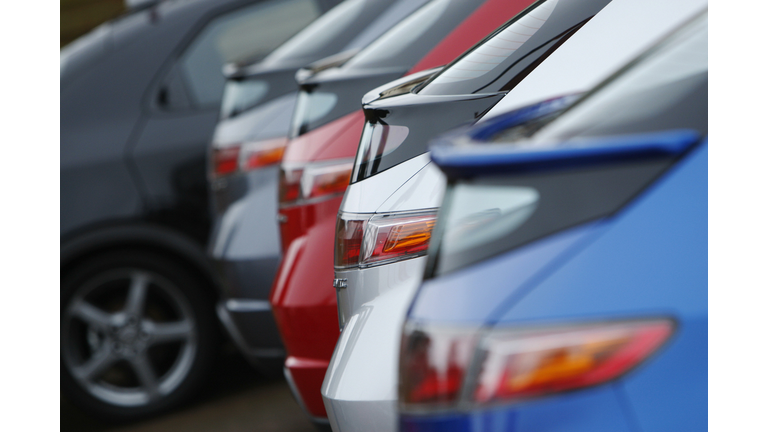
[400,141,707,431]
[481,0,708,119]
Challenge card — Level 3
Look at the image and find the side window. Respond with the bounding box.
[177,0,320,109]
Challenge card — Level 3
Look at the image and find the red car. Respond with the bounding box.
[269,0,533,424]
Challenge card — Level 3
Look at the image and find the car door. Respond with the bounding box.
[131,0,325,239]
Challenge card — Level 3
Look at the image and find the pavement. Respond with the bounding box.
[61,344,318,432]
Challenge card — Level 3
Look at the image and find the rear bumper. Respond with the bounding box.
[399,384,635,432]
[322,257,426,432]
[284,357,332,422]
[216,301,283,364]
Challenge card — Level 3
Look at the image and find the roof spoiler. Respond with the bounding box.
[294,48,361,83]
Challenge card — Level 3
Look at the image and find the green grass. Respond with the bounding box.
[61,0,125,47]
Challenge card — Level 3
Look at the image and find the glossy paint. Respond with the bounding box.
[401,141,707,431]
[271,0,529,422]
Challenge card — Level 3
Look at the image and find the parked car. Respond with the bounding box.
[60,0,336,421]
[206,0,428,374]
[399,10,707,431]
[326,0,643,429]
[270,0,521,425]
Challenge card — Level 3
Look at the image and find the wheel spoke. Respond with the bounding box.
[72,347,116,381]
[130,354,159,400]
[70,301,112,329]
[146,320,193,346]
[125,272,150,317]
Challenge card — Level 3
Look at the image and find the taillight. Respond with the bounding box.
[241,137,287,171]
[400,319,674,411]
[335,211,438,269]
[334,214,367,268]
[212,146,240,178]
[278,159,354,207]
[211,138,288,179]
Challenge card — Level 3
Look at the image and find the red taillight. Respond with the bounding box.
[241,137,288,171]
[279,159,353,207]
[211,138,288,179]
[400,319,674,411]
[399,327,478,406]
[212,146,240,178]
[279,166,302,204]
[335,215,367,268]
[335,211,438,269]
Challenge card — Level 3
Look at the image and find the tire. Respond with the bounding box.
[61,250,219,423]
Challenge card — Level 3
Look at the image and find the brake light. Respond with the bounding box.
[335,215,367,268]
[211,138,288,179]
[279,159,353,207]
[212,146,240,178]
[279,166,303,204]
[400,319,674,410]
[241,137,288,171]
[335,211,438,269]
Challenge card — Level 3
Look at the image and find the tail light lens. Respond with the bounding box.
[241,137,287,171]
[335,211,438,269]
[335,214,367,268]
[400,319,674,411]
[278,159,354,207]
[210,138,288,179]
[212,146,240,178]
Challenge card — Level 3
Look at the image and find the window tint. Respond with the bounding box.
[220,79,270,118]
[428,160,673,277]
[418,0,612,96]
[180,0,319,108]
[532,13,708,141]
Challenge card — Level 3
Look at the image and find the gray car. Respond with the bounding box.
[61,0,337,421]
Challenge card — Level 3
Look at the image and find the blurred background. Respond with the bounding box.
[61,0,125,47]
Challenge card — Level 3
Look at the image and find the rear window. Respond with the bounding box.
[179,0,319,108]
[428,160,673,276]
[425,12,708,278]
[418,0,613,96]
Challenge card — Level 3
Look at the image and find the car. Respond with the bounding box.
[399,10,707,431]
[326,0,644,429]
[270,0,524,426]
[205,0,427,375]
[61,0,337,421]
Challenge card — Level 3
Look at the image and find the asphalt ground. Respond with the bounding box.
[61,344,317,432]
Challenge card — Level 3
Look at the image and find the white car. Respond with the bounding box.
[323,0,709,431]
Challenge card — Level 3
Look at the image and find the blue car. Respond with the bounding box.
[398,9,707,432]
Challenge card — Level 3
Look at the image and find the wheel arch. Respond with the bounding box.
[61,223,221,301]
